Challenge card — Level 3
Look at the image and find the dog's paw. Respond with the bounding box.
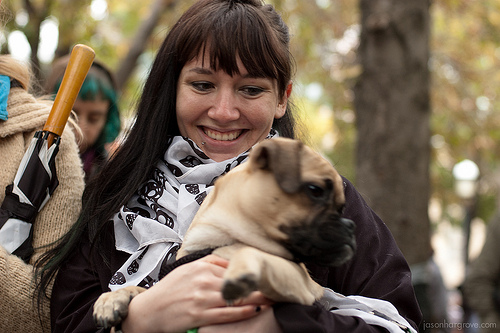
[93,287,143,328]
[222,273,258,304]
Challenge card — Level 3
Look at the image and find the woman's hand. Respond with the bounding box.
[121,255,272,333]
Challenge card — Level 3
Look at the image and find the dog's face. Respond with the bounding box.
[221,137,356,267]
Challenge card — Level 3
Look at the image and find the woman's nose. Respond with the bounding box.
[207,89,240,122]
[77,117,88,130]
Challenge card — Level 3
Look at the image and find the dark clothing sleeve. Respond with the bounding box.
[274,302,389,332]
[273,177,422,332]
[51,239,104,333]
[50,223,128,333]
[50,177,421,332]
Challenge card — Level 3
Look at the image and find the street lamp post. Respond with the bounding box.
[452,159,480,331]
[452,159,480,267]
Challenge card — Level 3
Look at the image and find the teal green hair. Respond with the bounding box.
[51,63,121,151]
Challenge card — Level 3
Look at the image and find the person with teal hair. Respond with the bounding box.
[45,57,121,181]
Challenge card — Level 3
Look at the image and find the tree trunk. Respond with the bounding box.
[23,0,52,85]
[115,0,180,92]
[353,0,432,265]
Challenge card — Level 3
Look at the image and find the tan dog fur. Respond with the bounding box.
[93,138,354,328]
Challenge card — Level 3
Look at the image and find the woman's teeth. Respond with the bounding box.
[205,129,242,141]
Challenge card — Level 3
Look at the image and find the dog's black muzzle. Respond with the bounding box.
[280,213,356,267]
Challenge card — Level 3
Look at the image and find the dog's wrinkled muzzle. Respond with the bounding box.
[281,215,356,267]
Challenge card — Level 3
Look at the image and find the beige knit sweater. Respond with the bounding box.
[0,87,85,332]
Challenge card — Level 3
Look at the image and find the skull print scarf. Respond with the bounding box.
[110,131,277,290]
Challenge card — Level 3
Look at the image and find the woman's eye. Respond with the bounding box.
[88,117,100,125]
[84,113,106,125]
[191,82,214,92]
[241,86,265,96]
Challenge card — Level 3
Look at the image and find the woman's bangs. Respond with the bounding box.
[204,9,278,79]
[178,1,284,82]
[213,31,278,80]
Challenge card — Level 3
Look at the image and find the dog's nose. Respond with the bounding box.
[341,218,355,233]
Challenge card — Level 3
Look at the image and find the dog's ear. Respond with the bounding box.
[250,138,303,194]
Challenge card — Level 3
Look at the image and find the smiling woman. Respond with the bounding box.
[35,1,422,332]
[176,54,289,162]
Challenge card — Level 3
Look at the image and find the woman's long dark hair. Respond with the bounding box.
[35,0,298,306]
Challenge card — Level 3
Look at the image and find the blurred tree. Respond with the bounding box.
[2,0,61,83]
[430,0,500,227]
[114,0,180,91]
[51,0,94,59]
[353,0,432,265]
[1,0,177,91]
[269,0,359,180]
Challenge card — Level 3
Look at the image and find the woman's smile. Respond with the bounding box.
[202,127,244,142]
[176,52,288,162]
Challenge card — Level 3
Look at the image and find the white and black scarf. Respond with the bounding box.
[110,131,277,290]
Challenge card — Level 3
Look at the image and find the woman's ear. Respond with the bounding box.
[275,81,293,119]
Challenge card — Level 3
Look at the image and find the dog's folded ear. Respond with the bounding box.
[250,138,303,194]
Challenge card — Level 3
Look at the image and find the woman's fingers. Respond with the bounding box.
[199,254,229,268]
[199,306,282,333]
[236,291,274,306]
[196,304,270,327]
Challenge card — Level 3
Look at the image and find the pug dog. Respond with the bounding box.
[93,137,356,328]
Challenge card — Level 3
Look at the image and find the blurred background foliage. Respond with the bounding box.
[2,0,500,232]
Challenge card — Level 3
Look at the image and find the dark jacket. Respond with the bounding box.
[50,177,422,332]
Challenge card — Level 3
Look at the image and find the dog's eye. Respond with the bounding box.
[305,184,327,200]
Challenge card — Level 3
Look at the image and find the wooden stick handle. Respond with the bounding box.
[43,44,95,144]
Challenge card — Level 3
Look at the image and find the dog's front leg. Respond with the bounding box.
[93,286,146,329]
[215,245,324,305]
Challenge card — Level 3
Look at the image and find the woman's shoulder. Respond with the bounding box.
[341,176,377,221]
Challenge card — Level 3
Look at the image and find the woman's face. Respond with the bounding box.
[73,97,109,154]
[176,53,289,162]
